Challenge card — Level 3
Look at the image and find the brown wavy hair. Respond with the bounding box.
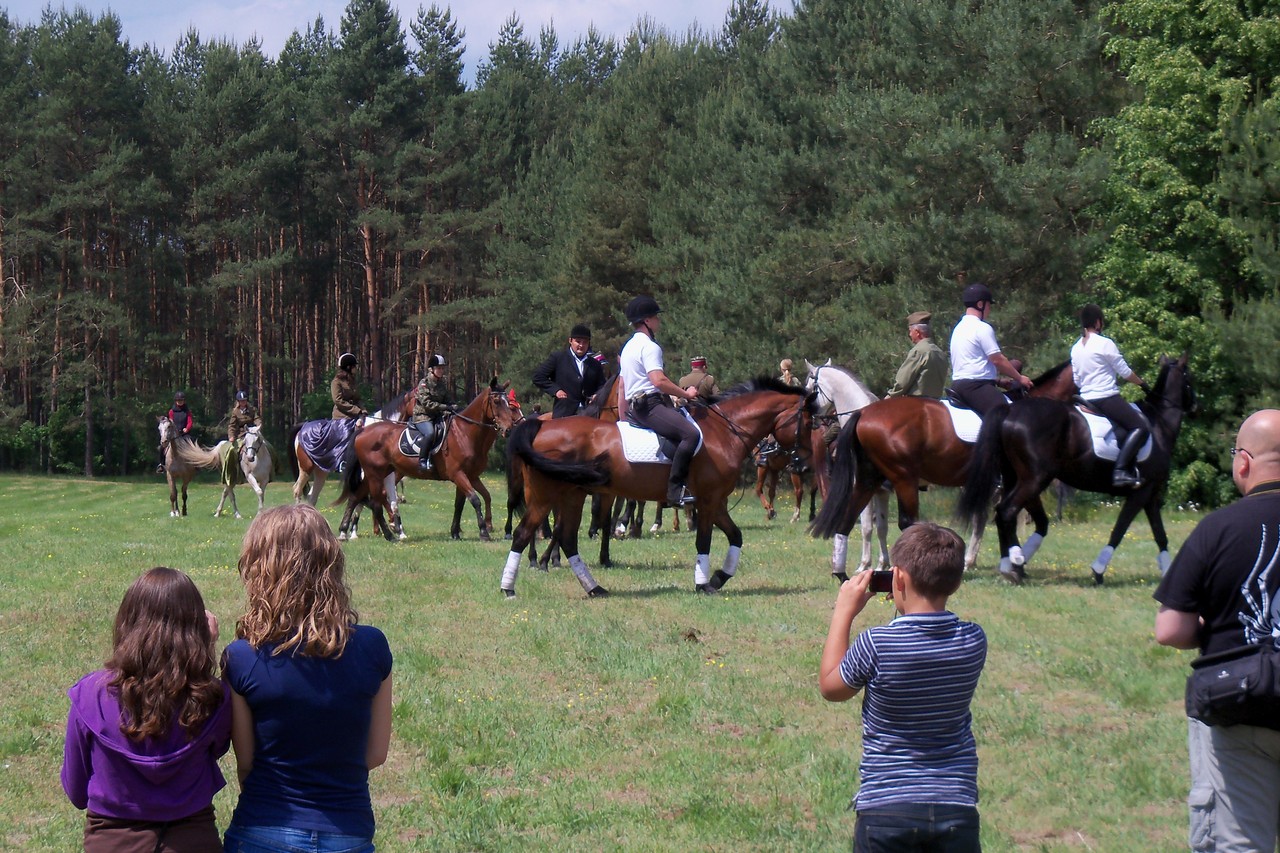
[107,567,223,742]
[235,504,356,657]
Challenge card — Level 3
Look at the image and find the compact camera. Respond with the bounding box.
[869,570,894,593]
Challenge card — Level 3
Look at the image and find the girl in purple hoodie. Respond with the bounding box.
[62,567,232,852]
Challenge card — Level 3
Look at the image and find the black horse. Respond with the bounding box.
[958,354,1195,585]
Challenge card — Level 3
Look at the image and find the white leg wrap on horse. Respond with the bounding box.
[695,554,711,587]
[1157,550,1171,576]
[999,557,1015,577]
[832,534,849,573]
[501,551,522,591]
[568,554,598,592]
[1009,544,1025,567]
[1022,533,1044,563]
[1091,545,1115,574]
[721,545,741,578]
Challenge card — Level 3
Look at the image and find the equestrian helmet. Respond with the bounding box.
[625,295,662,324]
[962,283,994,307]
[338,352,358,371]
[235,390,248,402]
[428,353,447,369]
[174,390,186,401]
[570,323,592,340]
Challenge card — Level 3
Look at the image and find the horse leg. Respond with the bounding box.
[789,471,803,524]
[631,501,645,539]
[452,474,490,542]
[1017,494,1051,566]
[249,472,266,512]
[180,480,188,517]
[1145,499,1172,577]
[451,488,466,540]
[502,493,557,598]
[707,501,744,592]
[613,499,631,539]
[830,480,879,583]
[365,476,397,543]
[1089,490,1153,584]
[475,480,494,541]
[755,466,774,520]
[168,474,179,517]
[557,498,608,598]
[596,496,615,568]
[383,473,404,540]
[308,471,327,507]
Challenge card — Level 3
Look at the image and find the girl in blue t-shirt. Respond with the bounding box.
[222,505,393,853]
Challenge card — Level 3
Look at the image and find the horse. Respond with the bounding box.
[157,417,198,517]
[500,378,819,598]
[803,359,891,579]
[171,424,274,518]
[958,354,1195,585]
[811,361,1079,572]
[337,378,519,541]
[753,426,824,523]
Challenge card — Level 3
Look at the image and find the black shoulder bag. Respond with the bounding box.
[1186,639,1280,730]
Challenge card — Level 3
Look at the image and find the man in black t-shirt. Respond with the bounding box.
[1154,408,1280,853]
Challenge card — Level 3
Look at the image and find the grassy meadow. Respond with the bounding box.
[0,471,1203,851]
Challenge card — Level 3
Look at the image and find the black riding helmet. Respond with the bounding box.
[625,295,662,324]
[428,354,447,369]
[235,390,248,402]
[338,352,357,371]
[174,391,186,402]
[962,283,994,307]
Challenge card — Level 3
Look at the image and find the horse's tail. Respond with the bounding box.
[171,440,224,471]
[506,449,527,516]
[957,405,1009,523]
[287,423,303,479]
[333,439,364,506]
[809,410,864,539]
[507,418,610,488]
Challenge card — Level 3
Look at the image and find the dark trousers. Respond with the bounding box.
[84,805,220,853]
[1084,393,1148,442]
[948,379,1008,417]
[628,394,699,485]
[854,803,981,853]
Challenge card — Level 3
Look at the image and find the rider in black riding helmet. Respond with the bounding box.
[412,354,455,472]
[1071,303,1151,488]
[331,353,367,420]
[618,295,699,508]
[157,391,194,474]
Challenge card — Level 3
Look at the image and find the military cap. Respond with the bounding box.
[907,311,932,326]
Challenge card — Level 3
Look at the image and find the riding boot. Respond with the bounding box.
[1112,428,1148,488]
[668,444,696,506]
[418,454,432,473]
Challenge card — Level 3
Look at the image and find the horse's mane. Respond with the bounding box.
[375,387,413,421]
[820,364,879,404]
[583,374,619,418]
[715,376,808,402]
[1031,360,1072,388]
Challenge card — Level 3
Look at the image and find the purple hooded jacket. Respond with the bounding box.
[61,671,232,821]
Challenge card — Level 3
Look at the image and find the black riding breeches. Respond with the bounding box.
[628,394,700,484]
[1085,394,1148,442]
[948,379,1009,417]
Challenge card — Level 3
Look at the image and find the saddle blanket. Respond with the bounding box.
[298,418,357,473]
[397,421,448,459]
[617,414,704,464]
[941,400,989,444]
[1078,404,1153,463]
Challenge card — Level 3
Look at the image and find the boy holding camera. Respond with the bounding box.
[819,522,987,852]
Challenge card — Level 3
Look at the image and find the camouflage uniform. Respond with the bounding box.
[331,372,366,419]
[413,374,455,422]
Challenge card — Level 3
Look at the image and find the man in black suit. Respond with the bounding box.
[533,323,606,418]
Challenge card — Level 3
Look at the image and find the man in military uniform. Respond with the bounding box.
[412,354,454,472]
[677,355,720,405]
[227,391,262,443]
[886,311,948,398]
[331,352,367,420]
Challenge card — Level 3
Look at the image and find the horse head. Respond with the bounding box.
[487,378,520,435]
[1151,353,1196,415]
[242,425,263,463]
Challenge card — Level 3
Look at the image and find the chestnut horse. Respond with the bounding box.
[501,378,819,598]
[337,379,519,541]
[958,354,1194,584]
[811,361,1078,572]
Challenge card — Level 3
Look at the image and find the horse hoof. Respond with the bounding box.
[695,583,718,595]
[398,532,407,541]
[709,570,732,591]
[504,533,513,541]
[998,560,1023,585]
[338,532,348,541]
[767,509,776,521]
[833,572,850,584]
[451,532,462,541]
[648,523,659,535]
[614,524,627,538]
[480,532,492,543]
[587,586,609,598]
[234,513,242,520]
[502,588,516,599]
[536,563,549,573]
[1092,570,1105,586]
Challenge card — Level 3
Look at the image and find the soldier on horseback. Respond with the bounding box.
[886,311,947,399]
[412,354,454,472]
[620,295,700,507]
[1071,303,1150,488]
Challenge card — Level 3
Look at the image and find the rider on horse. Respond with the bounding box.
[948,282,1033,417]
[886,311,947,399]
[620,295,700,508]
[331,353,367,420]
[412,354,454,472]
[157,391,194,474]
[678,355,720,405]
[1071,303,1151,488]
[227,391,262,444]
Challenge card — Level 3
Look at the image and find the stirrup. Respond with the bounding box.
[667,486,695,507]
[1112,469,1142,488]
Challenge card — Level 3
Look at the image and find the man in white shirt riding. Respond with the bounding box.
[948,283,1032,417]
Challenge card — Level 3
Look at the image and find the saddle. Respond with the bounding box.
[298,418,358,473]
[616,410,705,464]
[939,400,988,444]
[1076,404,1153,463]
[400,419,450,460]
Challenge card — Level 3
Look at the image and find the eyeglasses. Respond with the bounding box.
[1230,447,1254,459]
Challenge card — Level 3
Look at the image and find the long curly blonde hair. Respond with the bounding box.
[235,504,357,658]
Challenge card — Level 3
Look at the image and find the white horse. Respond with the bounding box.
[173,425,273,518]
[804,359,891,578]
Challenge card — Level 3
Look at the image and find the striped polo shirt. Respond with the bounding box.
[839,611,987,809]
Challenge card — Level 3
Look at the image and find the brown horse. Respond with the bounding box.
[337,379,519,541]
[753,419,827,523]
[501,378,819,598]
[157,417,198,517]
[811,362,1078,572]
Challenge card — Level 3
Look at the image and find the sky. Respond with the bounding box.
[3,0,769,82]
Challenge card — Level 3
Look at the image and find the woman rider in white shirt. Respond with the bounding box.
[1070,303,1150,488]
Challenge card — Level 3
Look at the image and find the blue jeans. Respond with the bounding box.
[854,803,980,852]
[223,825,374,853]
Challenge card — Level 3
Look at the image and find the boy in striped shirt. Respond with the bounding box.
[820,522,987,852]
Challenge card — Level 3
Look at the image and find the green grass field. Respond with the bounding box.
[0,472,1202,851]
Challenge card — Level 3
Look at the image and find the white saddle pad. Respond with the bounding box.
[617,414,704,464]
[941,400,989,444]
[1078,405,1153,463]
